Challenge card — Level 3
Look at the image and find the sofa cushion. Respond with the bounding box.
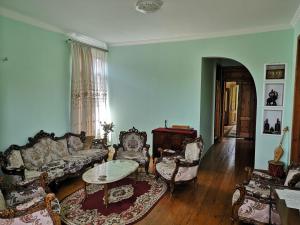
[284,168,300,187]
[76,149,108,159]
[0,209,55,225]
[24,169,42,181]
[156,160,198,182]
[53,138,69,158]
[116,150,147,164]
[245,180,271,199]
[67,136,84,154]
[63,155,90,173]
[5,186,46,208]
[0,190,6,210]
[238,197,281,225]
[7,150,24,169]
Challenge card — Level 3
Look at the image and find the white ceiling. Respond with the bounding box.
[0,0,300,46]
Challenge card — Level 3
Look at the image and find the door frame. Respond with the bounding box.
[291,38,300,164]
[214,66,257,140]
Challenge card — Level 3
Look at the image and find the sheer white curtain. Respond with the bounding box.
[70,42,109,137]
[92,48,110,138]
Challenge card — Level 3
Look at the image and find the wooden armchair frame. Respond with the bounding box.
[156,136,203,194]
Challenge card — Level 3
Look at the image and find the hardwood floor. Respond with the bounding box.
[57,138,254,225]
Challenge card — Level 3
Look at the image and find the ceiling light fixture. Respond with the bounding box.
[136,0,163,14]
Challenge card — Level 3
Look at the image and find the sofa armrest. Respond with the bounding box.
[1,166,25,181]
[231,184,246,222]
[175,158,199,167]
[112,144,123,160]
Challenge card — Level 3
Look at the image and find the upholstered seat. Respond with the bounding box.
[155,137,203,193]
[113,127,150,173]
[232,185,281,225]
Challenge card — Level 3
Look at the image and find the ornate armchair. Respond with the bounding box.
[113,127,150,173]
[0,173,61,225]
[231,164,300,225]
[155,136,204,194]
[231,184,281,225]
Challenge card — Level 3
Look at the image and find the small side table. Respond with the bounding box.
[268,160,285,178]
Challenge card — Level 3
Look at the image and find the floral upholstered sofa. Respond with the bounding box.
[0,130,109,189]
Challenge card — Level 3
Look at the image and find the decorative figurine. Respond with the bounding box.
[275,118,281,134]
[270,127,275,134]
[100,122,114,145]
[164,120,168,128]
[264,119,270,133]
[266,89,278,106]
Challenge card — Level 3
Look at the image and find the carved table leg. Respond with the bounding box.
[83,181,87,202]
[104,183,109,208]
[135,169,139,183]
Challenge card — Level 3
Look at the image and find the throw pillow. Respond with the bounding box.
[67,136,84,154]
[284,169,300,186]
[7,150,24,168]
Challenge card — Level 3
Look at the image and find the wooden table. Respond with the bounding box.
[82,160,139,208]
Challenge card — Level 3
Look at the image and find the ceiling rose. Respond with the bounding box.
[136,0,163,14]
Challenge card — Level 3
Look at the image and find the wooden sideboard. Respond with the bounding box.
[151,128,197,158]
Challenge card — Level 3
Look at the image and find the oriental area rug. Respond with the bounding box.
[60,173,167,225]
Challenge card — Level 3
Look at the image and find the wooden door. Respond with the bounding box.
[291,39,300,163]
[236,81,256,139]
[214,65,222,142]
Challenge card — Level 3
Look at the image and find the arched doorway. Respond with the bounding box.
[201,57,257,167]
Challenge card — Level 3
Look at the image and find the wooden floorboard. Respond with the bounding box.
[57,138,254,225]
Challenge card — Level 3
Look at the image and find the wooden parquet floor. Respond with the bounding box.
[57,138,254,225]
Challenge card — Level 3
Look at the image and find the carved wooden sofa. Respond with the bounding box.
[0,173,61,225]
[231,164,300,225]
[155,136,204,194]
[113,127,150,173]
[0,130,109,190]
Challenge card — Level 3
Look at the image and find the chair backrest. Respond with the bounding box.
[184,137,204,162]
[119,127,147,152]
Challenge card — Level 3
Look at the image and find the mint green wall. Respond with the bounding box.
[0,16,70,150]
[200,58,215,154]
[109,29,294,169]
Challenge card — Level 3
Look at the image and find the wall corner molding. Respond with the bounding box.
[291,3,300,27]
[0,6,64,33]
[109,24,292,47]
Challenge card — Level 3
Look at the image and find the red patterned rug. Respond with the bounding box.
[61,173,167,225]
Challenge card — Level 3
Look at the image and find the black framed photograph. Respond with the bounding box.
[263,110,282,135]
[264,83,284,107]
[265,64,285,80]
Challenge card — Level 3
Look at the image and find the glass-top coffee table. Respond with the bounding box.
[82,159,139,207]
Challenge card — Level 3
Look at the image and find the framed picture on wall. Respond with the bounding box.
[263,110,282,135]
[264,83,284,107]
[265,64,285,80]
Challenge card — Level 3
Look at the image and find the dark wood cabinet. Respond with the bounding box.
[152,128,197,158]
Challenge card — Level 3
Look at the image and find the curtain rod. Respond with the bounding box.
[66,38,109,52]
